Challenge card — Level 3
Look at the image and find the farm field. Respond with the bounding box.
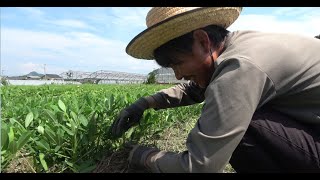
[1,84,234,173]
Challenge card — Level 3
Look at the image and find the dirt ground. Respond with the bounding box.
[93,148,150,173]
[3,120,235,173]
[93,120,235,173]
[93,148,235,173]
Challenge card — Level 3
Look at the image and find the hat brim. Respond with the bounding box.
[126,7,242,60]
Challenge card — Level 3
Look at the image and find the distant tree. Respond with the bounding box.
[315,34,320,39]
[145,71,156,84]
[66,71,73,79]
[1,77,9,86]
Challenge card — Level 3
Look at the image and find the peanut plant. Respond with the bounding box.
[1,84,202,172]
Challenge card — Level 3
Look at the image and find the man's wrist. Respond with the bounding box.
[129,145,159,171]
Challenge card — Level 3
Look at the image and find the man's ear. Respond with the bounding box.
[193,29,211,54]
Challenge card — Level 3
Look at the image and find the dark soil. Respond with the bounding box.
[93,148,149,173]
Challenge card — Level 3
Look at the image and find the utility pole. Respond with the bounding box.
[44,64,47,79]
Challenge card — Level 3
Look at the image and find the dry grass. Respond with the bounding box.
[93,147,150,173]
[94,119,235,173]
[93,148,131,173]
[3,151,35,173]
[3,119,235,173]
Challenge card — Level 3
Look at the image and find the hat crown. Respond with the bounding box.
[146,7,200,27]
[128,7,242,59]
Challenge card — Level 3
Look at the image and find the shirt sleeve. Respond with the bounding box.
[150,81,206,110]
[148,58,276,173]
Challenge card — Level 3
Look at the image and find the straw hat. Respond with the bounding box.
[126,7,242,60]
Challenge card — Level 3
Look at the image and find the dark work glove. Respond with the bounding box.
[110,98,149,137]
[126,143,160,172]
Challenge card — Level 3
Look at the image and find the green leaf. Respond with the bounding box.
[60,125,74,136]
[9,118,26,131]
[85,94,93,107]
[9,118,15,125]
[1,122,8,130]
[37,126,45,135]
[88,112,97,141]
[1,127,8,149]
[8,127,14,144]
[56,129,65,145]
[44,125,57,144]
[8,131,17,154]
[108,94,114,109]
[54,152,69,159]
[125,93,130,104]
[72,97,79,113]
[25,112,34,128]
[68,118,77,133]
[54,146,61,152]
[50,105,60,112]
[35,140,50,151]
[79,115,88,127]
[8,141,17,154]
[70,111,78,123]
[44,109,58,123]
[39,153,48,171]
[1,155,5,164]
[80,164,97,173]
[77,126,86,132]
[58,99,66,113]
[33,109,39,120]
[66,122,71,128]
[144,112,152,123]
[25,143,36,154]
[125,127,135,139]
[65,160,74,168]
[17,131,33,150]
[165,114,173,122]
[69,111,79,128]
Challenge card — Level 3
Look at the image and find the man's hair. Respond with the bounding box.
[315,34,320,39]
[154,25,230,67]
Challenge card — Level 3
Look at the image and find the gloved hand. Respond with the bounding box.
[110,97,149,137]
[125,143,160,172]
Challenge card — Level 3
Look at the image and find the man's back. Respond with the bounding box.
[217,30,320,124]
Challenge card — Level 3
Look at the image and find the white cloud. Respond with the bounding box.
[14,8,96,31]
[48,19,93,29]
[1,27,159,76]
[1,28,75,61]
[18,62,44,75]
[229,11,320,37]
[110,7,150,28]
[15,7,45,17]
[4,7,318,77]
[14,62,69,75]
[273,7,320,18]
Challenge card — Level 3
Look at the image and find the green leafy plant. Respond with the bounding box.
[1,84,202,172]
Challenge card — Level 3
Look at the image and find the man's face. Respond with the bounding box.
[169,36,215,88]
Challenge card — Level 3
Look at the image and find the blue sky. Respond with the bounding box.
[1,7,320,76]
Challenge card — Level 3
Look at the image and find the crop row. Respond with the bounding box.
[1,84,202,172]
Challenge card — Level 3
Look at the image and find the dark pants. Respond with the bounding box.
[229,106,320,173]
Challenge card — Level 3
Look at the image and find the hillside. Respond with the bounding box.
[26,71,44,76]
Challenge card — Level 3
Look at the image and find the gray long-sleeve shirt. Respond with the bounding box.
[147,30,320,173]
